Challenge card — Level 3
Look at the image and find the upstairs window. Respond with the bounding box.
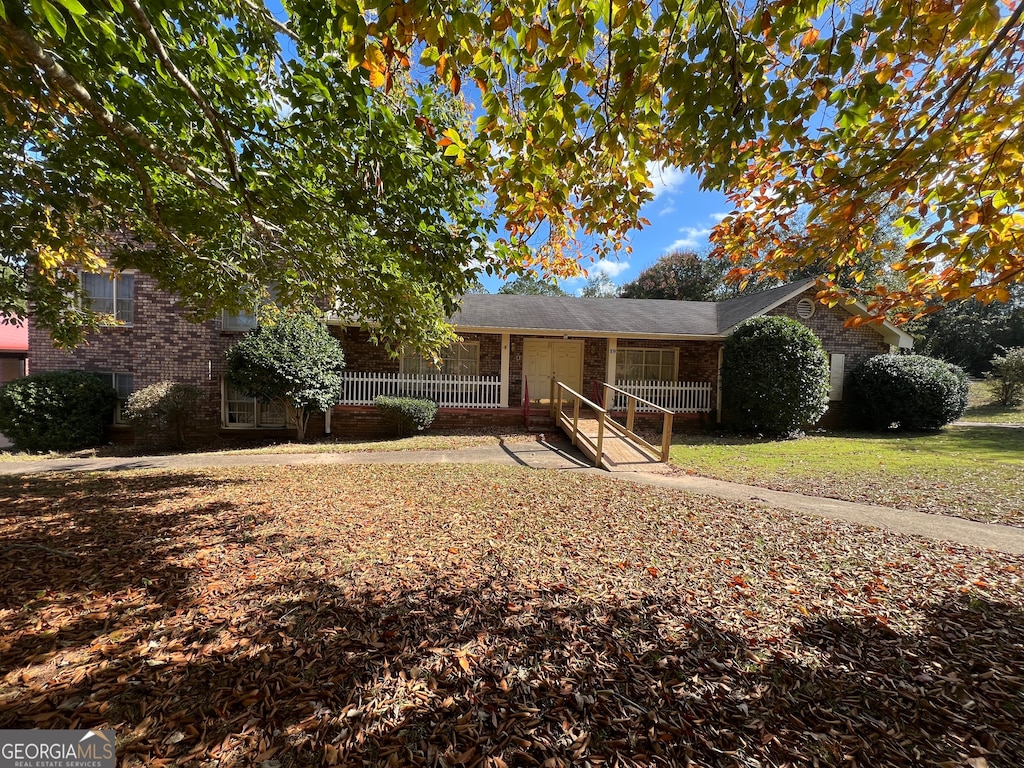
[222,309,257,331]
[82,272,134,324]
[616,348,677,382]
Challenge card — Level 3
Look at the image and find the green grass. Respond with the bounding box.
[962,379,1024,423]
[670,426,1024,527]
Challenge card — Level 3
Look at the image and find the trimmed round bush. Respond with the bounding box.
[124,381,203,447]
[374,396,438,436]
[721,315,830,435]
[851,354,968,430]
[0,370,116,452]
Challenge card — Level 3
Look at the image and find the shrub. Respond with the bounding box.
[226,313,346,441]
[987,347,1024,406]
[720,315,830,435]
[0,370,116,452]
[851,354,968,430]
[374,396,438,435]
[124,381,203,447]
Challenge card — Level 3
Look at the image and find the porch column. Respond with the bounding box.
[716,345,724,423]
[325,406,332,434]
[605,337,617,386]
[500,333,510,407]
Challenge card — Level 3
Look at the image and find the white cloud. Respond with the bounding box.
[663,226,712,253]
[594,259,631,278]
[709,211,730,223]
[659,201,676,216]
[645,161,687,200]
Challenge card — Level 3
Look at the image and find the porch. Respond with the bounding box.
[337,371,715,415]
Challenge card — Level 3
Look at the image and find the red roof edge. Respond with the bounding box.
[0,318,28,353]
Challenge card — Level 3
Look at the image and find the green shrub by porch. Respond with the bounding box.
[374,396,438,435]
[721,316,830,435]
[851,354,968,430]
[0,370,117,452]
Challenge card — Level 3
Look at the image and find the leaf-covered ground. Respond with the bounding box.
[0,427,536,462]
[1,464,1022,767]
[670,427,1024,527]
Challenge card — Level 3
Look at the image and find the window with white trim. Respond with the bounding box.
[81,272,134,324]
[401,342,480,376]
[223,380,287,428]
[93,372,134,424]
[615,348,677,382]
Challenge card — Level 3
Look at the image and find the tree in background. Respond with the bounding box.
[580,273,619,298]
[910,288,1024,376]
[225,313,346,442]
[498,275,567,296]
[620,251,727,301]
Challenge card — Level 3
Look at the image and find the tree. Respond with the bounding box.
[720,316,830,435]
[909,283,1024,375]
[580,273,619,298]
[5,0,1021,342]
[1,1,494,350]
[498,275,567,296]
[621,251,726,301]
[225,313,346,442]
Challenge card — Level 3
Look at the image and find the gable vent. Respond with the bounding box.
[796,298,815,319]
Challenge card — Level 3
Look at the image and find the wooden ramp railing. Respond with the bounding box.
[549,380,673,470]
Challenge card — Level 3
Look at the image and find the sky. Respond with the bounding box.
[477,163,732,294]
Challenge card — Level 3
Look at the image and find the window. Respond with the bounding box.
[223,381,287,428]
[82,272,134,324]
[94,372,134,424]
[615,348,677,382]
[222,309,257,331]
[401,342,480,376]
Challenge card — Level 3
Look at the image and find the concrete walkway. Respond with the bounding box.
[2,439,1023,555]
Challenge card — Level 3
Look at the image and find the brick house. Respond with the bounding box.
[27,274,912,441]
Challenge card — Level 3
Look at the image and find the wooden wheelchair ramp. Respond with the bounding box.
[549,381,674,472]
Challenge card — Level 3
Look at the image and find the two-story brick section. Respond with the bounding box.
[28,275,913,442]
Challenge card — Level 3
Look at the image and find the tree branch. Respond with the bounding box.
[122,0,247,203]
[0,20,228,195]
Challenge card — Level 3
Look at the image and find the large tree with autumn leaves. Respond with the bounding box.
[2,0,1021,347]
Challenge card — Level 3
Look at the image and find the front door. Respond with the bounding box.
[522,339,583,402]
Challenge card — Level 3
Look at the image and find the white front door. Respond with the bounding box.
[522,339,583,402]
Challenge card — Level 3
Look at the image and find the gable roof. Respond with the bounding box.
[452,294,720,337]
[452,278,824,339]
[715,278,818,333]
[338,279,913,347]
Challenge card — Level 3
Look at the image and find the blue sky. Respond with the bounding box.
[478,164,732,294]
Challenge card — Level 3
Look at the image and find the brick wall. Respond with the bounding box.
[764,289,893,428]
[28,273,282,440]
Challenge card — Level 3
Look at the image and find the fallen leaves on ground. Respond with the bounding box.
[1,464,1022,767]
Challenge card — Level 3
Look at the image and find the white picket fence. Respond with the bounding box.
[610,380,713,413]
[341,371,502,408]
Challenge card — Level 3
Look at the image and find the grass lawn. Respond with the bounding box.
[670,426,1024,528]
[1,464,1022,766]
[963,379,1024,424]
